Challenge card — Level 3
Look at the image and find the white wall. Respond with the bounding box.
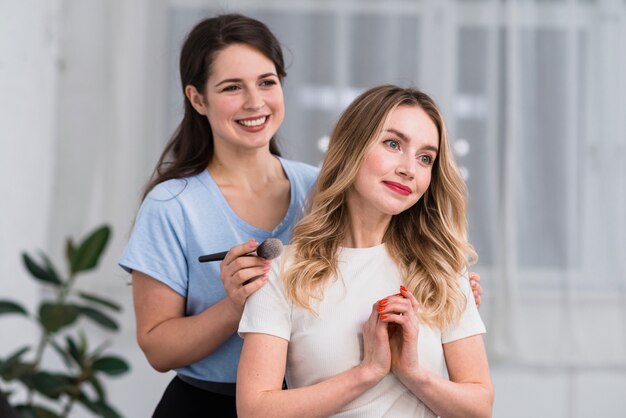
[0,0,61,380]
[0,1,171,416]
[49,0,172,416]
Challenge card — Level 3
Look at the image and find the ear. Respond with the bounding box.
[185,85,208,115]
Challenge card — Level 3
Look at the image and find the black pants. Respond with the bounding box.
[153,376,237,418]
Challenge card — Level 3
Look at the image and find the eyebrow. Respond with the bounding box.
[214,72,278,88]
[384,128,439,153]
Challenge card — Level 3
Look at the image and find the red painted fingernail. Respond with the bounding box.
[378,298,388,306]
[400,285,407,292]
[376,306,385,312]
[380,315,388,320]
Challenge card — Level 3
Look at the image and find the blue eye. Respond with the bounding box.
[384,139,400,150]
[418,155,433,165]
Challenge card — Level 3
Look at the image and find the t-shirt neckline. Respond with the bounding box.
[198,156,296,237]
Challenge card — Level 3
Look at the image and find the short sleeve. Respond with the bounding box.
[118,186,188,297]
[441,274,486,344]
[239,259,292,341]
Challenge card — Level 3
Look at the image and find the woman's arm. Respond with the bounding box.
[382,288,493,418]
[236,305,391,418]
[133,241,270,372]
[405,335,494,418]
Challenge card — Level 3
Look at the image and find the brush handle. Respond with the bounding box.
[198,251,229,262]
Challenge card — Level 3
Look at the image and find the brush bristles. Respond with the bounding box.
[256,238,283,260]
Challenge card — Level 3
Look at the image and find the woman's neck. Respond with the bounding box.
[208,148,291,231]
[343,213,391,248]
[208,149,284,191]
[340,191,393,248]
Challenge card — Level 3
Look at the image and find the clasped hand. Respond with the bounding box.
[361,286,421,384]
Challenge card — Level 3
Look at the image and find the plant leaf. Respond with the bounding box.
[38,252,63,285]
[0,300,29,316]
[20,371,76,400]
[76,306,118,331]
[90,341,111,361]
[0,346,30,376]
[88,375,106,401]
[65,336,82,366]
[91,401,123,418]
[78,330,88,354]
[39,303,79,334]
[70,225,111,275]
[48,339,74,369]
[92,356,129,376]
[65,237,76,262]
[77,393,122,418]
[77,391,99,414]
[77,292,121,312]
[21,253,62,286]
[2,362,36,381]
[14,404,62,418]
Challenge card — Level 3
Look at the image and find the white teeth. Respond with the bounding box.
[238,116,266,127]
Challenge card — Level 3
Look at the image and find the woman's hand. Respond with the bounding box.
[468,272,483,308]
[377,286,421,384]
[359,302,393,383]
[220,239,271,313]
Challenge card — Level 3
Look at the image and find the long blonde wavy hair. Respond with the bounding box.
[284,85,477,329]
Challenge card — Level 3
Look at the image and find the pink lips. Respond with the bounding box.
[383,181,412,196]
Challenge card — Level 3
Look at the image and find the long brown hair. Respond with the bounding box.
[283,85,477,328]
[143,14,286,199]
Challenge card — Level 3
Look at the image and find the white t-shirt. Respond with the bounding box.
[239,244,486,417]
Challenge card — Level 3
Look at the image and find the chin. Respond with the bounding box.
[380,206,406,216]
[243,137,273,149]
[389,204,418,216]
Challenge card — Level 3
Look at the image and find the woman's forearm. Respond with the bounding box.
[237,365,381,418]
[398,368,494,418]
[138,297,242,372]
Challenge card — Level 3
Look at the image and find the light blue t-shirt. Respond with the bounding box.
[118,157,318,383]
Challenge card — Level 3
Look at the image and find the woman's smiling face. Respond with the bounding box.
[347,105,439,219]
[192,43,285,153]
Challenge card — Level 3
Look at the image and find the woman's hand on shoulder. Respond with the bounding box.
[220,239,271,313]
[468,272,483,309]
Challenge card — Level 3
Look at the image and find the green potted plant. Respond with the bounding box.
[0,225,129,418]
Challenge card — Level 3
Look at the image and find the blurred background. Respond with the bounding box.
[1,0,625,416]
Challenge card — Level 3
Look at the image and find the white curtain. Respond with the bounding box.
[482,0,626,367]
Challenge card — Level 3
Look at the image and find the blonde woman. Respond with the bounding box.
[237,85,493,418]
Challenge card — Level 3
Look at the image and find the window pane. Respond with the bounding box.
[516,28,570,268]
[348,14,419,88]
[455,27,495,265]
[255,11,338,164]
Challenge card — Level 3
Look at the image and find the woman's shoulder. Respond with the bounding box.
[145,172,206,202]
[271,245,297,282]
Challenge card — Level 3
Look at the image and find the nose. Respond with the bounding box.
[244,87,264,111]
[396,155,416,180]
